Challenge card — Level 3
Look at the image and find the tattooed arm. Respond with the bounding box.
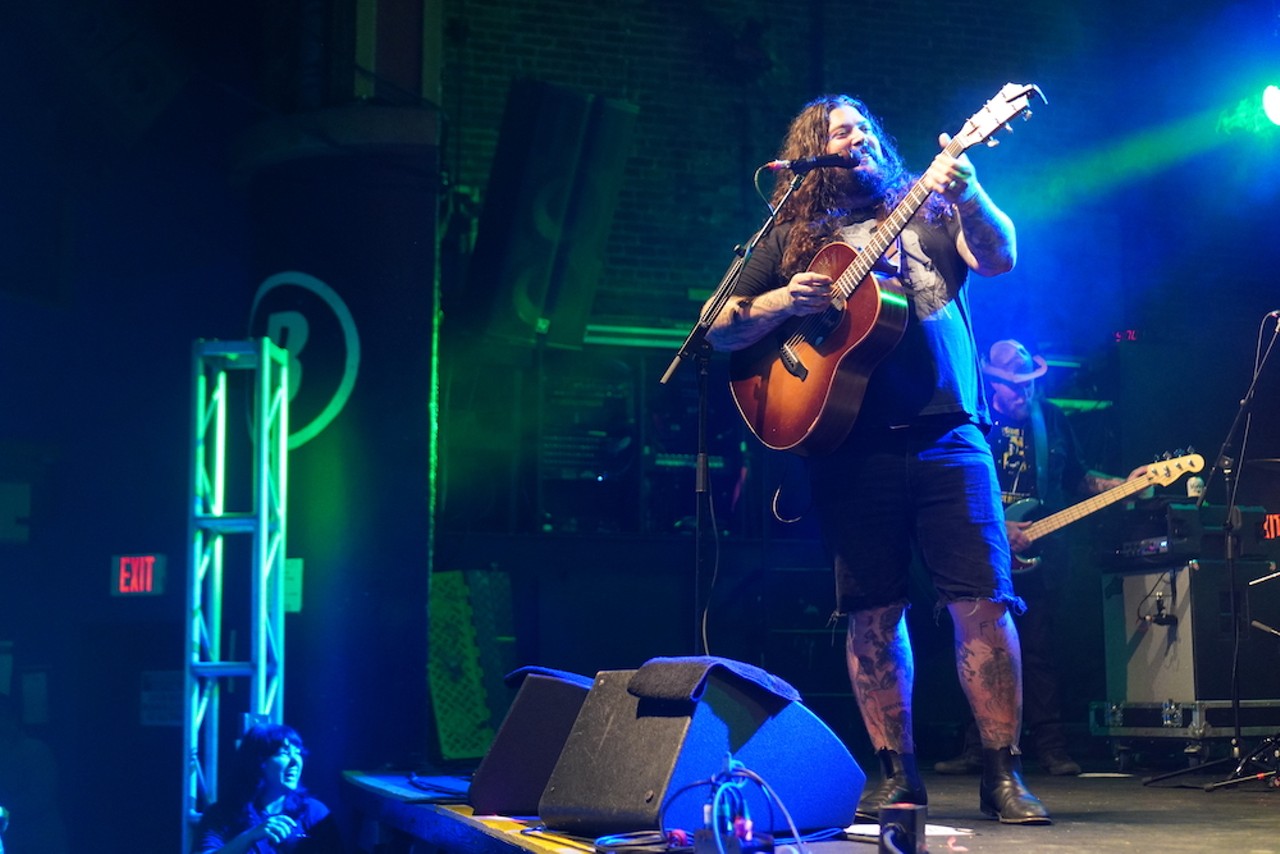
[922,132,1017,278]
[700,222,840,353]
[703,270,834,351]
[954,187,1017,277]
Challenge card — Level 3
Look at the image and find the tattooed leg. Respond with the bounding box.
[845,604,914,753]
[948,598,1023,750]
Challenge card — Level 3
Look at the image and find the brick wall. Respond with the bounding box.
[439,0,1115,331]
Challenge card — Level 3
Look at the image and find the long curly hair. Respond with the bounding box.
[772,94,948,279]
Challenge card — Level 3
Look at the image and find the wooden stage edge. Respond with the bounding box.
[342,767,1280,854]
[343,771,597,853]
[341,771,898,853]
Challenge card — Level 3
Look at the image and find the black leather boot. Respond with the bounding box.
[855,749,927,823]
[979,746,1052,825]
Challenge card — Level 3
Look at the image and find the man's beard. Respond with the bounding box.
[830,158,895,206]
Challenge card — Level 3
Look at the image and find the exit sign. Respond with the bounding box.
[111,554,167,596]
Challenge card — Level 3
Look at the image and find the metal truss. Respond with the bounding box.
[182,338,289,852]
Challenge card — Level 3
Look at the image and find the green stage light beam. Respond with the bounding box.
[1218,83,1280,134]
[1012,107,1225,220]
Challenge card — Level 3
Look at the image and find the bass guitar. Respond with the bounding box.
[1007,452,1204,572]
[728,82,1045,455]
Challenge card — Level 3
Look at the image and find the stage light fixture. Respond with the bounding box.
[1264,84,1280,126]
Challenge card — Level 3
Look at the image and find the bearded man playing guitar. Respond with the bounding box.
[704,90,1052,824]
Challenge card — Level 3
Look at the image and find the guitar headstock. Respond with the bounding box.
[951,83,1047,154]
[1146,452,1205,486]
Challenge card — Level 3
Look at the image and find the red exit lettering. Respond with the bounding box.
[1264,514,1280,540]
[118,555,155,593]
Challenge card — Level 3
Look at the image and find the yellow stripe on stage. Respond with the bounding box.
[445,805,597,852]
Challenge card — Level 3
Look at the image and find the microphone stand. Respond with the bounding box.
[1144,312,1280,790]
[660,172,806,655]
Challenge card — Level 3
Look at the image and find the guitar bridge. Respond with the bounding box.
[779,344,808,380]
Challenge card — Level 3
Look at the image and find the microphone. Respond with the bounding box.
[764,153,860,173]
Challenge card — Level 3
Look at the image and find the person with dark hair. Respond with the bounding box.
[193,722,343,853]
[704,93,1051,824]
[0,692,68,853]
[934,339,1145,777]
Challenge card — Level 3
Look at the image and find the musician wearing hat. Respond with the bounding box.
[935,339,1146,777]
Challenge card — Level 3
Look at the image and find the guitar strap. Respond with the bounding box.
[1030,399,1049,502]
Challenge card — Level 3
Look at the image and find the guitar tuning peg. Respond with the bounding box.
[1022,110,1034,121]
[986,138,1001,147]
[1162,451,1173,460]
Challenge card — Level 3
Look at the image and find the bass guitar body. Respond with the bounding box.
[1004,497,1045,572]
[728,241,909,456]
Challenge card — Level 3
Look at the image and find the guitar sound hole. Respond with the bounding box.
[810,303,843,347]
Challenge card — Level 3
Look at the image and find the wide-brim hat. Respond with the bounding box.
[982,339,1048,384]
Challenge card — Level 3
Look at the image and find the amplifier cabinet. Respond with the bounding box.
[1100,559,1280,703]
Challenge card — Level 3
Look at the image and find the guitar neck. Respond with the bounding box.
[835,140,964,297]
[1022,478,1151,543]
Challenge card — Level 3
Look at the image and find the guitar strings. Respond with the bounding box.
[781,137,967,353]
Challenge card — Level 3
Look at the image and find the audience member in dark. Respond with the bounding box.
[193,722,342,853]
[0,692,69,853]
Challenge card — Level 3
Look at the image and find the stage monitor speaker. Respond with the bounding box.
[462,78,638,350]
[538,659,864,838]
[467,668,594,816]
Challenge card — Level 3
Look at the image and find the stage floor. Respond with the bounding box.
[343,761,1280,853]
